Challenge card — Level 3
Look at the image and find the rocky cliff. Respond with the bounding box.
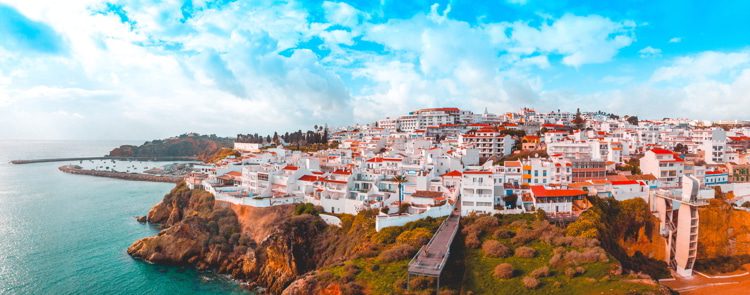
[698,199,750,258]
[128,183,365,294]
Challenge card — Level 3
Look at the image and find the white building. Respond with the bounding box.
[702,128,729,164]
[640,148,685,188]
[461,170,495,215]
[459,127,515,159]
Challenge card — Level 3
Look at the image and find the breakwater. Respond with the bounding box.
[10,156,198,165]
[58,165,183,183]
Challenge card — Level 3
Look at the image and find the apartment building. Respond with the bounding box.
[640,148,685,188]
[458,127,515,159]
[461,170,495,215]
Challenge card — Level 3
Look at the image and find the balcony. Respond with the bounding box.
[465,193,493,199]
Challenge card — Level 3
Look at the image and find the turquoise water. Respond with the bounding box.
[0,140,246,294]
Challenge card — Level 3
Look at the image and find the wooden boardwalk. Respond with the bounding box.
[408,204,461,283]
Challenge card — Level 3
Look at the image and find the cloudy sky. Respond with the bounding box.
[1,0,750,140]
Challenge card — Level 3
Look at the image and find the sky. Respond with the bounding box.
[1,0,750,140]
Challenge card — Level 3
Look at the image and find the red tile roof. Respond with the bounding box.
[705,171,727,175]
[298,175,322,182]
[411,190,444,199]
[530,186,587,198]
[505,161,522,167]
[282,165,298,171]
[610,180,639,186]
[441,170,463,177]
[650,148,675,155]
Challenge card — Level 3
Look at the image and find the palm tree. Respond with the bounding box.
[392,175,408,212]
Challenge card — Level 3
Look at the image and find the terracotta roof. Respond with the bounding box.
[626,174,657,181]
[530,186,587,198]
[650,148,675,155]
[705,171,727,175]
[282,165,298,171]
[610,180,639,186]
[331,169,351,175]
[504,161,522,167]
[298,175,322,182]
[411,190,444,199]
[225,171,242,177]
[441,170,463,177]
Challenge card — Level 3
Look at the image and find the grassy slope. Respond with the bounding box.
[460,215,660,295]
[312,213,660,295]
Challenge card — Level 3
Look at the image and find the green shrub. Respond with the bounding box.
[493,263,514,279]
[514,246,536,258]
[396,228,432,247]
[530,266,550,278]
[482,240,512,258]
[378,244,417,262]
[522,276,540,289]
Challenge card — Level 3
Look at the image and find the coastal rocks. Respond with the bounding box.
[142,182,214,226]
[128,183,343,294]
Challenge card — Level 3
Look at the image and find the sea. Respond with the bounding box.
[0,140,247,294]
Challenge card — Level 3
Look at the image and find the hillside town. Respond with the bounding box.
[185,107,750,278]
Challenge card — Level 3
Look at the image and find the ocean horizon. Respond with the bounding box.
[0,140,246,294]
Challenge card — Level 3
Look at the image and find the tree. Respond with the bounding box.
[392,175,408,209]
[503,194,518,209]
[572,108,586,129]
[675,143,688,154]
[627,116,639,126]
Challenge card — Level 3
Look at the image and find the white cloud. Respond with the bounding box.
[651,50,750,82]
[499,14,636,67]
[0,0,355,139]
[13,1,744,141]
[550,50,750,120]
[322,1,368,28]
[669,37,682,43]
[507,0,529,5]
[639,46,661,58]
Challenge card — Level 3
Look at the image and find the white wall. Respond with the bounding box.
[375,202,454,231]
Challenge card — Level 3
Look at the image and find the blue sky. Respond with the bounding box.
[1,0,750,140]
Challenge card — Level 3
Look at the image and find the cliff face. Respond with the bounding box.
[128,183,357,294]
[698,199,750,258]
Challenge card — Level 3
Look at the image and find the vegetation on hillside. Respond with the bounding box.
[109,133,233,162]
[288,214,446,294]
[236,125,330,146]
[566,197,670,279]
[205,147,240,163]
[457,213,662,295]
